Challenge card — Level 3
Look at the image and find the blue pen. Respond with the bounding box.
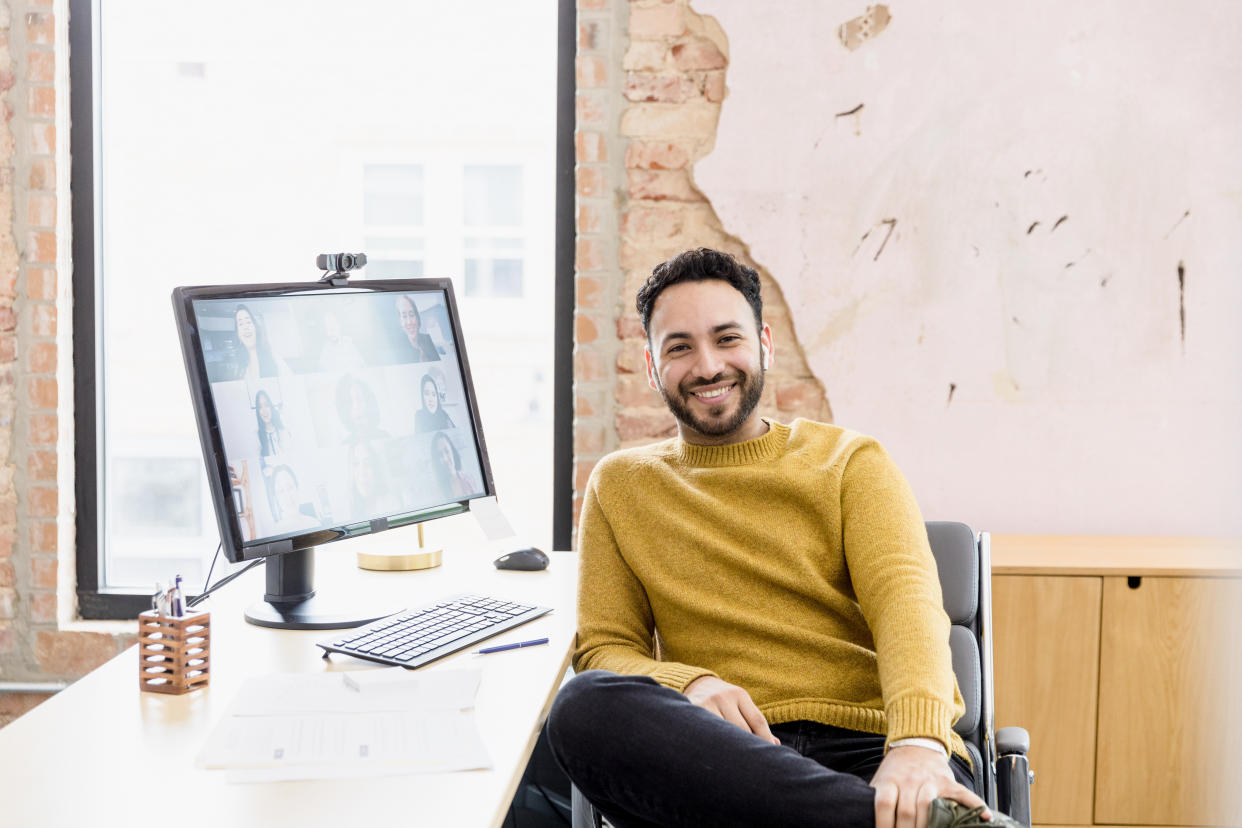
[476,637,549,655]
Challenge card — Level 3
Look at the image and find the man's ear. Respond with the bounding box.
[760,323,774,369]
[645,346,658,391]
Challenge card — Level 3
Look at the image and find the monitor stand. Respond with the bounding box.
[244,547,398,630]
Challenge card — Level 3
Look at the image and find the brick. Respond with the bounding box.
[671,36,727,70]
[31,556,56,588]
[0,335,15,363]
[0,503,14,528]
[0,533,13,561]
[26,12,54,45]
[616,406,677,441]
[578,20,606,51]
[703,70,727,102]
[27,51,54,83]
[30,122,54,155]
[627,169,702,202]
[0,691,53,728]
[624,73,693,103]
[34,631,119,677]
[30,521,56,555]
[576,275,603,308]
[27,86,55,119]
[576,55,607,89]
[574,423,606,454]
[575,394,596,417]
[0,627,16,658]
[575,238,604,272]
[30,413,57,444]
[574,349,606,382]
[577,0,607,8]
[26,230,55,263]
[28,449,56,481]
[575,459,598,491]
[29,486,58,518]
[625,140,691,170]
[576,92,606,127]
[0,70,14,94]
[576,165,605,198]
[27,192,56,227]
[776,377,824,411]
[0,267,16,299]
[26,268,55,300]
[621,204,684,238]
[621,102,720,139]
[0,587,14,619]
[28,157,55,190]
[30,592,57,624]
[630,4,686,37]
[575,131,607,164]
[575,313,599,345]
[577,203,602,234]
[572,495,584,532]
[28,376,56,408]
[26,342,55,373]
[616,374,658,407]
[0,304,14,332]
[31,304,56,336]
[0,561,12,587]
[616,339,647,374]
[617,314,645,340]
[623,40,669,72]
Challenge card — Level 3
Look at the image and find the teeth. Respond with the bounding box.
[694,386,730,399]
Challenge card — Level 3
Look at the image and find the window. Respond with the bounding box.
[71,0,575,616]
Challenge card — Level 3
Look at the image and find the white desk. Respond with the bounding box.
[0,544,578,827]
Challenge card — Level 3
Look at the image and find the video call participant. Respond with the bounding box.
[267,464,320,533]
[335,374,390,444]
[395,294,441,363]
[317,309,367,373]
[414,373,454,433]
[429,431,476,500]
[546,248,1022,828]
[254,389,291,522]
[230,304,288,381]
[347,440,400,520]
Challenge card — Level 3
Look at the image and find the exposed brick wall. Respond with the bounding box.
[572,0,832,537]
[0,0,129,721]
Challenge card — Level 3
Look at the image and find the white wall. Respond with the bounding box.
[696,0,1242,535]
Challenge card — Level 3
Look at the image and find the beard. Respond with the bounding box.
[656,362,766,439]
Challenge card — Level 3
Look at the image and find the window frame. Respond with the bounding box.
[70,0,577,618]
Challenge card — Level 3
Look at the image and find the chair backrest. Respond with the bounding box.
[925,521,996,807]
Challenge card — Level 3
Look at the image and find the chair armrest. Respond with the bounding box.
[996,726,1029,756]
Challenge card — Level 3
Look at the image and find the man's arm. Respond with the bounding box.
[573,466,717,692]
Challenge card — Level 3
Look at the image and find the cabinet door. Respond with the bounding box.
[1095,576,1242,827]
[992,575,1101,825]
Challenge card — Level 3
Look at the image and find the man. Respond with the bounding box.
[546,248,1020,828]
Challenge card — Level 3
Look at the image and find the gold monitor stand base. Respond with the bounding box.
[356,524,444,571]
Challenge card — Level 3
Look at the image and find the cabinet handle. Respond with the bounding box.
[1127,576,1142,589]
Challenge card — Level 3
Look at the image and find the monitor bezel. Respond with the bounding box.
[171,277,498,564]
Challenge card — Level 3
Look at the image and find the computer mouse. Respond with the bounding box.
[493,547,549,571]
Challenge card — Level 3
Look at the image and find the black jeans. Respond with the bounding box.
[546,671,974,828]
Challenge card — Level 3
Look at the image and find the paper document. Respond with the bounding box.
[197,668,490,780]
[469,495,517,540]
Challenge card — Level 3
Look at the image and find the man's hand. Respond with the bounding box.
[683,676,780,745]
[871,744,989,828]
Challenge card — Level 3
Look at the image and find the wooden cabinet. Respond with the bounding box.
[990,536,1242,828]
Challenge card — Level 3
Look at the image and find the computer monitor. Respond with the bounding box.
[172,277,496,629]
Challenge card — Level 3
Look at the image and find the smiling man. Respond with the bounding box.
[546,249,1021,828]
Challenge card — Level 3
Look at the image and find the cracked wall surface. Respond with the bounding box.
[692,0,1242,535]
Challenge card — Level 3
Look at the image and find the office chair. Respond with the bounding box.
[570,522,1033,828]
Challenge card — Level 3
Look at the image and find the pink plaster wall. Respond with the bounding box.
[694,0,1242,536]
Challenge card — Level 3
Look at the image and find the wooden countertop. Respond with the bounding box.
[990,534,1242,577]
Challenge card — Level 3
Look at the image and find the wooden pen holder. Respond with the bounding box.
[137,610,211,695]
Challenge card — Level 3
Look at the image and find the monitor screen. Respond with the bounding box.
[173,279,495,568]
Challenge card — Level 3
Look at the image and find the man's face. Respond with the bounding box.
[644,280,772,445]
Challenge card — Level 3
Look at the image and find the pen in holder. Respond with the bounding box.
[137,610,211,695]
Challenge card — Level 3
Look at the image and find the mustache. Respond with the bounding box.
[682,371,743,392]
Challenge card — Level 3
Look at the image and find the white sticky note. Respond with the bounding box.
[469,496,516,541]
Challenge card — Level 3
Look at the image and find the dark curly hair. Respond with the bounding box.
[635,248,762,338]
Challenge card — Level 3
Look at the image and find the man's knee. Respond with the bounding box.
[547,671,661,757]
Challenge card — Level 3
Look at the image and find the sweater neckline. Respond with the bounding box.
[674,419,789,467]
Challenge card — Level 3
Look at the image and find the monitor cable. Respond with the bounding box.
[187,543,265,609]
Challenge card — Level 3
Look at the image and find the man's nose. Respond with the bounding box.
[691,347,726,381]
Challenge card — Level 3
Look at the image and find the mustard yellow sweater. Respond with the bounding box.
[574,418,968,760]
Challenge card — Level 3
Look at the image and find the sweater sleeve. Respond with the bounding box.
[839,439,964,752]
[572,463,717,692]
